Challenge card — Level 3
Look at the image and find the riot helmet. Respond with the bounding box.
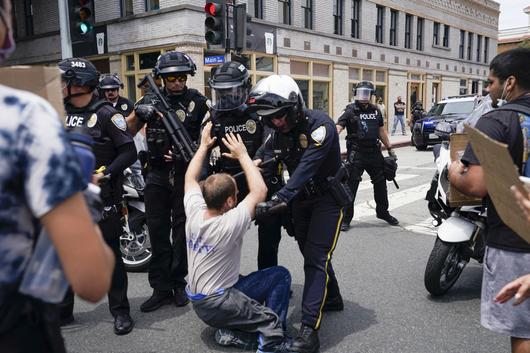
[99,74,124,90]
[209,61,251,111]
[153,51,197,78]
[58,58,100,103]
[354,80,375,103]
[247,75,305,132]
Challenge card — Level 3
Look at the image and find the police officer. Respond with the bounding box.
[58,58,137,335]
[207,61,284,270]
[248,75,347,353]
[99,74,134,116]
[126,52,209,312]
[336,81,398,231]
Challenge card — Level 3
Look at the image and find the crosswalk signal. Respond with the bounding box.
[204,1,226,47]
[69,0,95,43]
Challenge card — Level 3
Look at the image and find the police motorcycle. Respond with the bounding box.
[423,97,492,296]
[120,168,151,271]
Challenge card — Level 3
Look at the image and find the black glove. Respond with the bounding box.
[255,195,288,221]
[388,148,397,160]
[135,104,157,123]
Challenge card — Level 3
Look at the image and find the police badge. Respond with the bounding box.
[299,133,308,149]
[87,113,98,128]
[176,109,186,122]
[245,119,257,134]
[121,103,128,111]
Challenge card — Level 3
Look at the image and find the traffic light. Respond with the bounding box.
[204,1,226,47]
[68,0,95,43]
[234,4,247,52]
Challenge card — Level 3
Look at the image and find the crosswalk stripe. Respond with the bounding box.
[399,166,437,170]
[404,217,438,236]
[353,182,430,220]
[357,173,419,191]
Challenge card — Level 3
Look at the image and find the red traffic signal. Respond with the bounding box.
[204,1,225,47]
[205,2,222,16]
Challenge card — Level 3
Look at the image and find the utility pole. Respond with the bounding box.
[58,0,73,58]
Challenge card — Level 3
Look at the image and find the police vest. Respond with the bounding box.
[345,103,381,145]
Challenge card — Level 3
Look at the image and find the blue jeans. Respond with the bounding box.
[234,266,291,329]
[392,114,405,134]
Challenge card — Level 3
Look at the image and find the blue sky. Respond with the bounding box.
[497,0,529,30]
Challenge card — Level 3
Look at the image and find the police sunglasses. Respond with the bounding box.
[164,75,187,83]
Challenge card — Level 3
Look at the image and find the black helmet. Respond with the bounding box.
[154,51,197,77]
[58,58,100,90]
[99,74,123,90]
[353,80,374,102]
[209,61,251,111]
[247,75,305,131]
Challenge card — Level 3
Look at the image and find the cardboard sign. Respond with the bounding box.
[465,125,530,244]
[0,66,65,119]
[448,133,482,207]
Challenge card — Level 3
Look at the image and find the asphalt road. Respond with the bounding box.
[62,146,509,353]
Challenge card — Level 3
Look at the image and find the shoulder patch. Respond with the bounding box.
[111,114,127,131]
[310,125,327,145]
[206,99,212,109]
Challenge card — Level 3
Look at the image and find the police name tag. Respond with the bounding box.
[111,114,127,131]
[310,126,326,145]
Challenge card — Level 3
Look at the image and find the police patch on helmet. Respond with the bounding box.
[111,114,127,131]
[87,113,98,128]
[299,133,308,148]
[121,103,128,111]
[188,101,195,113]
[245,119,257,134]
[176,109,186,122]
[310,126,326,145]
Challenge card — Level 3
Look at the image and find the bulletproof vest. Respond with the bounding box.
[271,122,308,175]
[211,109,263,174]
[345,102,381,145]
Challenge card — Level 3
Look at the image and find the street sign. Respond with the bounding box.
[204,55,225,65]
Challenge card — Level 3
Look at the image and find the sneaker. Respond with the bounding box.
[323,294,344,312]
[376,213,399,226]
[140,290,173,312]
[256,337,292,353]
[215,328,258,350]
[289,324,319,353]
[340,223,350,232]
[174,287,190,307]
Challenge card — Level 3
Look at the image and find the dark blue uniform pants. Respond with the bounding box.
[145,177,187,291]
[343,149,389,225]
[292,193,343,329]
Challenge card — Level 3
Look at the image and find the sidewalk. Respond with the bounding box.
[339,132,411,154]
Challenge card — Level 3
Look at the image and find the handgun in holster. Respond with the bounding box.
[327,164,353,207]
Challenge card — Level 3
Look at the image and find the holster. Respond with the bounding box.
[326,164,353,207]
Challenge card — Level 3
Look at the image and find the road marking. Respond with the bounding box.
[353,182,430,220]
[357,173,419,191]
[405,217,438,236]
[399,166,437,170]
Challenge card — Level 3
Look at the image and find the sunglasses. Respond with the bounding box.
[164,75,187,83]
[104,88,119,92]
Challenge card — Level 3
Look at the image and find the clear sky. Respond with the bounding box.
[497,0,529,30]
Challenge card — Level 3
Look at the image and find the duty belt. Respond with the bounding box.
[350,143,380,153]
[302,179,330,199]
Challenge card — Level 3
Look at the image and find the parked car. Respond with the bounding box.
[412,95,482,150]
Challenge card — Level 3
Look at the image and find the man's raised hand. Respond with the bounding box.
[222,132,248,160]
[200,122,217,149]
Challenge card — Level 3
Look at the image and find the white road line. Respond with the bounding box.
[405,217,438,236]
[357,173,419,192]
[399,166,437,170]
[353,182,431,220]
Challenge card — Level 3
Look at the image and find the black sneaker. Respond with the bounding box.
[140,290,173,312]
[215,328,258,350]
[114,313,134,335]
[289,324,319,353]
[340,223,350,232]
[174,287,190,307]
[256,337,292,353]
[323,294,344,312]
[376,213,399,226]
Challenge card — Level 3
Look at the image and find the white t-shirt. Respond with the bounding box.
[184,187,251,295]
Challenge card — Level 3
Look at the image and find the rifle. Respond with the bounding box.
[142,74,197,163]
[233,155,281,179]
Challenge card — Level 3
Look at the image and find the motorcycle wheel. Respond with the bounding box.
[424,238,467,296]
[120,208,152,272]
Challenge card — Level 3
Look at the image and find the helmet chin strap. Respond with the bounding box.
[63,82,93,104]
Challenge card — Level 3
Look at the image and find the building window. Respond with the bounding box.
[145,0,159,11]
[290,61,332,115]
[121,0,133,17]
[416,18,424,51]
[404,14,412,49]
[23,0,34,36]
[349,67,388,124]
[375,5,384,44]
[459,30,465,59]
[442,24,450,47]
[333,0,344,35]
[389,10,398,46]
[433,22,440,46]
[460,79,468,95]
[278,0,291,25]
[254,0,263,19]
[484,37,489,64]
[351,0,361,39]
[302,0,312,29]
[476,34,482,63]
[467,32,473,60]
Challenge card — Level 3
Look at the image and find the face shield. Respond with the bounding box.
[210,80,248,111]
[355,87,372,102]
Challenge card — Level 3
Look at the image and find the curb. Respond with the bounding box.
[340,139,411,159]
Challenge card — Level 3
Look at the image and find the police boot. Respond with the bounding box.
[140,290,173,312]
[376,213,399,226]
[174,287,190,307]
[114,313,134,335]
[290,324,319,353]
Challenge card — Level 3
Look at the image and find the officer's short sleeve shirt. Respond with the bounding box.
[98,105,133,148]
[0,85,85,301]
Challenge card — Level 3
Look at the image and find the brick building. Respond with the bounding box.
[6,0,499,127]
